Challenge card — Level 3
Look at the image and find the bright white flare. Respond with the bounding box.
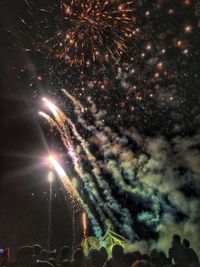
[43,98,61,122]
[39,111,51,121]
[48,155,77,197]
[49,155,67,178]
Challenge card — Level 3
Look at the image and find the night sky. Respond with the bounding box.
[0,0,200,256]
[0,0,76,252]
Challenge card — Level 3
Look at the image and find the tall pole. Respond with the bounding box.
[48,171,53,251]
[72,210,76,249]
[72,178,77,249]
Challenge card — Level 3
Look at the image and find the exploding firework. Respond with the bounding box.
[40,0,134,67]
[40,92,200,255]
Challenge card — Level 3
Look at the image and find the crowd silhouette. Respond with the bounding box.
[1,234,199,267]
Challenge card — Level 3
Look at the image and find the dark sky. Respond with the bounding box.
[0,0,78,253]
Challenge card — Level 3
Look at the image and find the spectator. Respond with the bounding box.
[104,245,128,267]
[150,249,160,267]
[168,234,189,266]
[39,250,49,261]
[48,251,56,260]
[182,239,199,266]
[6,233,199,267]
[91,250,102,267]
[159,251,170,266]
[59,246,70,263]
[33,244,42,259]
[141,254,150,262]
[99,247,108,264]
[132,251,142,261]
[70,247,92,267]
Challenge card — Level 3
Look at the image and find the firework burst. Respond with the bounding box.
[41,0,134,67]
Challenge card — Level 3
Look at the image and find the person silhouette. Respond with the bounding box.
[182,239,199,266]
[104,245,128,267]
[70,247,92,267]
[59,246,70,263]
[90,250,102,267]
[33,244,42,259]
[168,234,189,266]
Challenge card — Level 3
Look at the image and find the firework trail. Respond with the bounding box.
[40,99,122,228]
[41,97,135,238]
[23,0,200,254]
[62,89,85,113]
[41,98,77,162]
[40,93,200,257]
[40,100,108,223]
[49,155,77,199]
[49,155,102,237]
[62,92,161,226]
[61,93,136,236]
[44,100,128,230]
[62,89,97,133]
[87,96,97,114]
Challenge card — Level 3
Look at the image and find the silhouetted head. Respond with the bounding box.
[159,251,167,259]
[48,251,56,259]
[133,251,141,260]
[150,249,158,258]
[172,234,181,243]
[99,247,108,262]
[112,245,124,260]
[91,250,101,266]
[183,239,190,248]
[141,254,150,261]
[39,250,49,261]
[73,248,83,262]
[33,244,42,257]
[59,246,70,261]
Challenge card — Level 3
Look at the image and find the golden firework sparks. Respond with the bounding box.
[43,0,134,66]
